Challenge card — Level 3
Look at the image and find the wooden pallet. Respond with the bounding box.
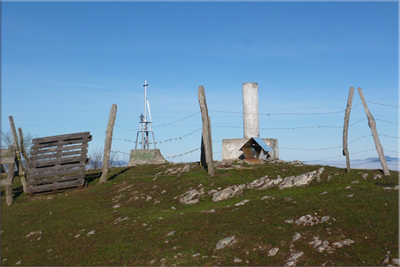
[26,132,92,195]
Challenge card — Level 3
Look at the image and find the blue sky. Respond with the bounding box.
[1,1,398,168]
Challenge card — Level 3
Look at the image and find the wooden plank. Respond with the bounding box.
[100,104,117,184]
[1,158,15,165]
[357,87,390,176]
[343,87,354,172]
[30,144,89,154]
[26,173,85,186]
[31,132,91,144]
[26,179,84,194]
[27,164,85,176]
[29,155,87,167]
[1,149,10,157]
[198,86,214,176]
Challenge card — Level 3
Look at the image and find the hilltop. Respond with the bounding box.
[1,160,398,266]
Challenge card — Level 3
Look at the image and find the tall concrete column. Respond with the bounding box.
[242,82,260,139]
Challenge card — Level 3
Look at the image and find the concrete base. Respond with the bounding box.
[127,149,167,166]
[222,138,279,161]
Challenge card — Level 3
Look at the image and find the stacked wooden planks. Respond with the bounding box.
[1,146,16,205]
[26,132,92,194]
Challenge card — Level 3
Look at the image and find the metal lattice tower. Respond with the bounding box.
[135,80,157,150]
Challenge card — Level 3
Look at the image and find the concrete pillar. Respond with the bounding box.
[242,82,260,139]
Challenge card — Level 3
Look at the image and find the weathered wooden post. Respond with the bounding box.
[357,87,390,176]
[9,116,27,189]
[100,104,117,184]
[343,87,354,172]
[198,86,214,176]
[18,128,30,167]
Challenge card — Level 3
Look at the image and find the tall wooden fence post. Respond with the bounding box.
[357,87,390,176]
[198,86,214,176]
[343,87,354,172]
[9,116,27,190]
[100,104,118,184]
[18,128,30,167]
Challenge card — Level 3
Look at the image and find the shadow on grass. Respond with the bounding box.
[107,167,131,181]
[84,167,132,185]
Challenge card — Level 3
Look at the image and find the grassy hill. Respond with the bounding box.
[1,160,398,266]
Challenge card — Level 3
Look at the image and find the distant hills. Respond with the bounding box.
[357,156,399,162]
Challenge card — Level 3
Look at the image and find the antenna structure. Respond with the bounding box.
[135,80,156,150]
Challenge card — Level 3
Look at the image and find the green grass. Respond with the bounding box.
[1,162,398,266]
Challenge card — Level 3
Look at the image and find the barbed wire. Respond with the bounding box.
[376,119,399,125]
[214,125,342,130]
[110,150,131,156]
[209,103,362,116]
[165,147,200,159]
[114,124,139,132]
[367,101,399,108]
[304,149,376,162]
[381,134,400,139]
[153,112,200,128]
[112,128,202,145]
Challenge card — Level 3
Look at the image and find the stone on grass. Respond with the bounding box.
[235,199,250,206]
[268,248,279,256]
[293,232,301,242]
[212,185,246,202]
[261,195,275,200]
[332,242,343,248]
[215,236,236,250]
[179,188,205,204]
[279,168,324,189]
[167,231,175,236]
[87,230,95,235]
[233,258,242,263]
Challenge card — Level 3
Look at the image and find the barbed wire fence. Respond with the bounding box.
[104,99,398,169]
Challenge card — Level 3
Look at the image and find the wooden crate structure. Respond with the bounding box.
[26,132,92,194]
[1,146,17,205]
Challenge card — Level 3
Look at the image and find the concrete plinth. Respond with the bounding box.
[222,138,279,161]
[128,149,167,166]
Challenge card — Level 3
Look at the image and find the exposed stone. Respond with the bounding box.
[290,160,304,166]
[279,168,324,189]
[212,185,246,202]
[295,215,330,226]
[362,173,368,180]
[87,230,95,235]
[201,209,216,213]
[284,251,304,266]
[347,194,354,197]
[179,188,205,204]
[208,189,218,195]
[320,191,328,195]
[192,253,200,257]
[167,231,175,236]
[293,232,301,242]
[235,199,250,206]
[373,174,383,180]
[351,180,359,184]
[215,236,236,250]
[233,258,242,263]
[332,242,343,248]
[341,239,355,245]
[268,247,279,256]
[285,219,294,224]
[247,175,269,189]
[392,258,399,265]
[261,195,275,200]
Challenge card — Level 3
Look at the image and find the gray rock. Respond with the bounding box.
[279,168,324,189]
[285,219,294,224]
[392,258,399,265]
[261,195,275,200]
[179,188,205,204]
[212,185,246,202]
[373,174,383,180]
[293,232,301,242]
[332,242,343,248]
[268,247,279,256]
[341,239,355,245]
[235,199,250,206]
[167,231,175,236]
[362,173,368,180]
[233,258,242,263]
[215,236,236,250]
[247,175,269,189]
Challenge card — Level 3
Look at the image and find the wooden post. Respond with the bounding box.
[100,104,117,184]
[18,128,30,167]
[198,86,214,176]
[343,87,354,172]
[357,87,390,176]
[9,116,27,190]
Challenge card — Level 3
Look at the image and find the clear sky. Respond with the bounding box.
[1,1,398,167]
